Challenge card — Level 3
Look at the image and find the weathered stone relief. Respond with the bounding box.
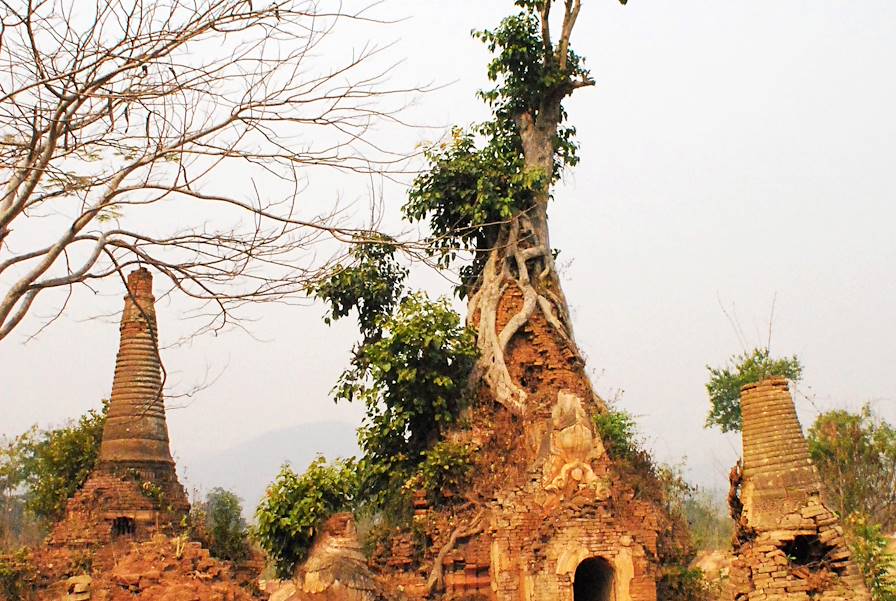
[543,391,605,493]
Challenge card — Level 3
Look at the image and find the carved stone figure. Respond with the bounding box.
[543,391,604,492]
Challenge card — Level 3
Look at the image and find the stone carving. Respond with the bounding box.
[543,391,604,492]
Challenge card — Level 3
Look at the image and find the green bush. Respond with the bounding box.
[847,514,896,601]
[593,407,638,460]
[1,402,107,524]
[254,458,356,579]
[404,440,475,505]
[705,348,802,432]
[193,488,250,562]
[340,293,477,509]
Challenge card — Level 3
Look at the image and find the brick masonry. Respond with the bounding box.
[728,378,870,601]
[47,269,188,551]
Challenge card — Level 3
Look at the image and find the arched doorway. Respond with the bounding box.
[574,557,614,601]
[112,516,136,537]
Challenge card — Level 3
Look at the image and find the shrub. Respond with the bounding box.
[404,440,475,505]
[254,458,356,579]
[705,348,802,433]
[199,488,250,562]
[341,293,477,509]
[593,407,638,460]
[847,514,896,601]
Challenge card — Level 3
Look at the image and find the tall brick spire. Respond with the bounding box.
[97,268,175,472]
[739,377,820,531]
[48,268,188,548]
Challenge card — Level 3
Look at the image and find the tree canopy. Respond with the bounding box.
[808,405,896,530]
[0,402,107,525]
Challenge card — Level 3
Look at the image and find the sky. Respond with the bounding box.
[2,0,895,498]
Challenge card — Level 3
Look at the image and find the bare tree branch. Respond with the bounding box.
[0,0,427,342]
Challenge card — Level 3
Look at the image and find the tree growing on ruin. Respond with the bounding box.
[405,0,625,417]
[704,347,803,432]
[0,0,415,342]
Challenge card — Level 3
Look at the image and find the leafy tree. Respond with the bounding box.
[254,458,356,579]
[1,403,107,524]
[193,488,250,562]
[704,348,802,432]
[808,405,896,530]
[404,0,629,419]
[342,293,477,509]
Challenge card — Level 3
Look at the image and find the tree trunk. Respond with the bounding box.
[467,102,598,421]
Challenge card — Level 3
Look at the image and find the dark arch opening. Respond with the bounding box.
[112,516,136,537]
[574,556,614,601]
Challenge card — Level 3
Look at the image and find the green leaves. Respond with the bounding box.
[404,126,544,296]
[1,402,107,523]
[808,406,896,530]
[704,348,802,433]
[254,458,357,579]
[403,439,475,505]
[404,2,595,293]
[340,293,477,508]
[307,236,408,340]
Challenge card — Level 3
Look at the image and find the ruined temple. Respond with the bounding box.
[47,268,189,549]
[728,378,869,600]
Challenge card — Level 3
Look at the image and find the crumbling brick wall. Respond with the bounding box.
[728,378,870,601]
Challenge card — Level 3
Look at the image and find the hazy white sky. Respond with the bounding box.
[2,1,894,495]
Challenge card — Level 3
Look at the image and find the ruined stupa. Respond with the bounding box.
[728,378,870,600]
[48,268,189,548]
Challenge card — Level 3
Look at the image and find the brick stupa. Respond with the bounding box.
[48,268,189,548]
[728,378,869,601]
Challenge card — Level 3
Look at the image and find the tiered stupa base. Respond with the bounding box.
[47,464,188,550]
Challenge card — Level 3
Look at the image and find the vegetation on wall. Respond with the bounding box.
[846,513,896,601]
[593,406,639,460]
[705,347,803,432]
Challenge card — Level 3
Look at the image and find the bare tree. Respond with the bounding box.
[0,0,417,341]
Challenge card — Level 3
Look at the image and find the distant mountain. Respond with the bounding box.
[181,421,359,516]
